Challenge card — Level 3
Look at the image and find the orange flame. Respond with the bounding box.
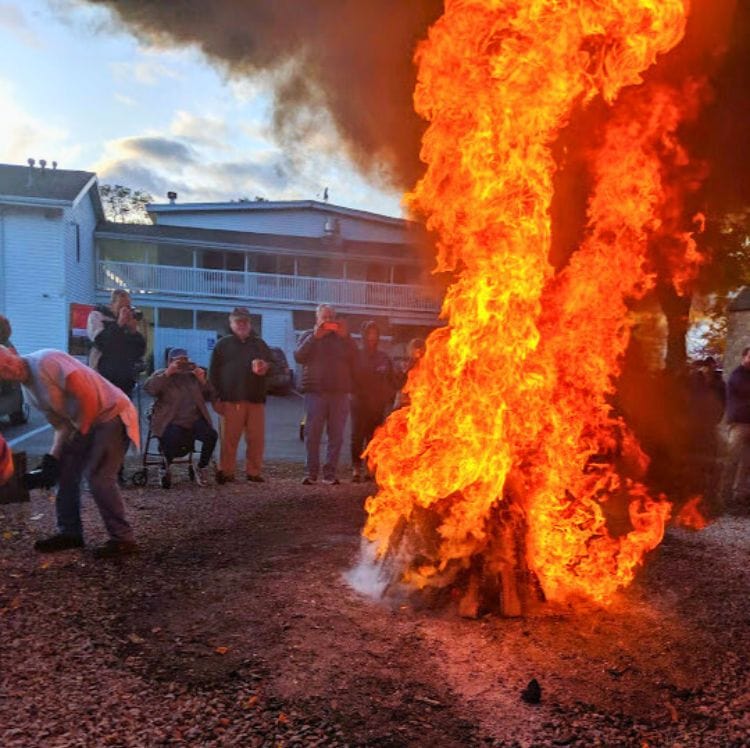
[363,0,692,607]
[673,496,709,530]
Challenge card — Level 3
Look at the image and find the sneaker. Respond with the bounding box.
[352,467,362,483]
[159,466,172,489]
[92,539,138,559]
[216,471,235,485]
[34,533,84,553]
[246,474,265,483]
[195,466,209,486]
[322,477,340,486]
[301,476,317,485]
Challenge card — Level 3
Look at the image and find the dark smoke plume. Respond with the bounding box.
[86,0,443,192]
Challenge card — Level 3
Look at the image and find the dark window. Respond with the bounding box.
[256,254,277,274]
[75,223,80,263]
[197,311,231,336]
[278,256,295,275]
[366,263,389,283]
[159,307,193,328]
[157,244,192,267]
[226,252,244,271]
[392,265,420,285]
[199,250,224,269]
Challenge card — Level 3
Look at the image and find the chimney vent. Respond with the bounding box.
[39,159,47,172]
[52,161,58,170]
[167,191,178,204]
[27,158,35,168]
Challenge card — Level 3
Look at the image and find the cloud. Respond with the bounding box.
[114,92,137,107]
[0,2,42,47]
[110,59,182,86]
[117,136,196,165]
[170,111,228,148]
[0,77,80,165]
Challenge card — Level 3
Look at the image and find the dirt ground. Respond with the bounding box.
[1,459,749,747]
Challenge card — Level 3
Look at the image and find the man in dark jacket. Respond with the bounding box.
[86,290,146,398]
[294,304,357,485]
[350,321,396,482]
[144,348,217,488]
[721,346,750,506]
[209,307,272,483]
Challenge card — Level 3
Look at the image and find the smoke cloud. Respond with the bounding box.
[85,0,443,192]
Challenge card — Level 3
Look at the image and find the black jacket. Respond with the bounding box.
[89,305,146,396]
[294,329,357,394]
[726,365,750,424]
[209,332,273,403]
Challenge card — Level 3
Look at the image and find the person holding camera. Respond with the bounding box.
[294,304,358,485]
[0,345,139,557]
[87,289,147,398]
[144,348,217,488]
[209,307,272,483]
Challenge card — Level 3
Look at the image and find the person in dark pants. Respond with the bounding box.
[721,346,750,508]
[209,307,272,483]
[295,304,357,485]
[0,345,139,558]
[350,321,397,482]
[144,348,217,488]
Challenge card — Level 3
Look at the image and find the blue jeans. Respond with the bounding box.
[56,418,133,542]
[304,392,349,480]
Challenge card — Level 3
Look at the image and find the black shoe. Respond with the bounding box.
[246,474,265,483]
[302,476,317,485]
[92,539,138,559]
[34,533,84,553]
[216,471,235,485]
[322,477,340,486]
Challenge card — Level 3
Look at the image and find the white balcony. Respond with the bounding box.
[97,260,441,313]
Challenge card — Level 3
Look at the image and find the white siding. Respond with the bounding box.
[157,208,407,244]
[2,207,68,353]
[64,189,98,309]
[260,309,295,362]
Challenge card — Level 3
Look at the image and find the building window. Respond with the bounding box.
[226,252,244,272]
[199,249,224,269]
[98,239,155,263]
[278,256,295,275]
[197,310,231,336]
[74,223,81,263]
[392,265,420,285]
[158,307,193,328]
[157,244,192,267]
[366,263,389,283]
[297,256,343,279]
[256,254,277,274]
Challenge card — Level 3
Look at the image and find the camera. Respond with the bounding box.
[177,360,196,371]
[322,321,339,332]
[130,307,144,321]
[23,454,60,490]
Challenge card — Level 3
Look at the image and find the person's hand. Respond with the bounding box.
[252,359,270,376]
[212,399,226,416]
[313,323,330,339]
[192,366,206,382]
[335,319,348,337]
[166,360,182,376]
[117,306,138,331]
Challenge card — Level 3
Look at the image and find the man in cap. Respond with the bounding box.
[208,307,272,483]
[0,345,139,557]
[144,347,217,488]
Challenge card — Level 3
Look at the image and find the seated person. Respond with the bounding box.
[144,348,217,488]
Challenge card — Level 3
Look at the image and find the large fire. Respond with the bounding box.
[362,0,701,613]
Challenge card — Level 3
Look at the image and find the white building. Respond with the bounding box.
[0,161,102,353]
[1,161,442,369]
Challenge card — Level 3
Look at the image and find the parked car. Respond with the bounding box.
[266,347,295,396]
[0,379,29,425]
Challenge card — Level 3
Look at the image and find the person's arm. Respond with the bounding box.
[294,331,316,364]
[65,370,99,436]
[143,368,173,396]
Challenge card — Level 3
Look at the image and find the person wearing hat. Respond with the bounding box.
[208,307,273,483]
[144,348,217,488]
[350,321,397,482]
[0,345,139,558]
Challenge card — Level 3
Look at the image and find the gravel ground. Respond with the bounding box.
[1,459,749,747]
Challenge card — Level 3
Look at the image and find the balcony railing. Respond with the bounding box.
[97,260,441,313]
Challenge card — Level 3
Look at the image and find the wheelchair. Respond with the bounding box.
[131,405,196,488]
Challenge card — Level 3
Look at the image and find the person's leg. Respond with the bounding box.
[159,423,190,465]
[192,417,218,469]
[244,402,265,477]
[53,431,90,539]
[323,393,349,481]
[361,408,384,479]
[733,423,750,500]
[219,403,244,478]
[350,398,364,473]
[304,393,326,480]
[84,419,134,543]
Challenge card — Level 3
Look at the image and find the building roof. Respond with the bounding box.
[95,221,424,262]
[0,162,97,204]
[146,198,416,229]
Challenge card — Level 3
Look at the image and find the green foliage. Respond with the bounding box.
[99,184,153,224]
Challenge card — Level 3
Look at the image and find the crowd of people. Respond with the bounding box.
[0,299,424,557]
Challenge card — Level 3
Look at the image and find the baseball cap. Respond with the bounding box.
[168,347,189,362]
[229,306,252,319]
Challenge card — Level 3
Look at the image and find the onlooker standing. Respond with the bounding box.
[87,289,147,398]
[209,307,271,483]
[350,321,397,482]
[144,348,218,488]
[0,433,13,485]
[722,346,750,507]
[0,314,16,352]
[295,304,357,485]
[0,346,139,557]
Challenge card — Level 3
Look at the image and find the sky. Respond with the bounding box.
[0,0,405,216]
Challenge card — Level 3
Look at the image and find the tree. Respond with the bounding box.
[99,184,153,224]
